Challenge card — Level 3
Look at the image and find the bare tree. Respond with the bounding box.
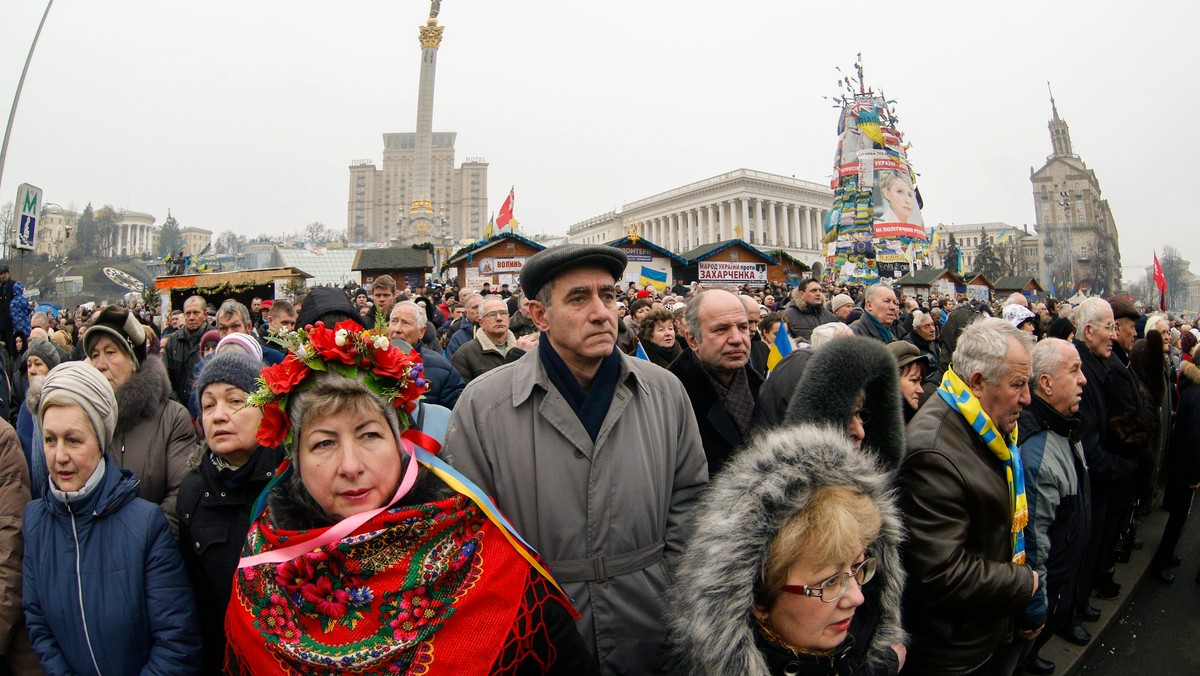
[302,221,328,244]
[214,230,247,255]
[1160,245,1189,311]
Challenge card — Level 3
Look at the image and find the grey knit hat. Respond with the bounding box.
[39,361,118,451]
[195,351,262,399]
[26,338,62,372]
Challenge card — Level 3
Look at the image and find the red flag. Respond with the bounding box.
[1153,250,1167,311]
[496,187,515,232]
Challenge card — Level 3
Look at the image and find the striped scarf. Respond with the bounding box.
[937,367,1028,564]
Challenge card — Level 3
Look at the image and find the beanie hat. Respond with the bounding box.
[216,332,264,362]
[200,330,221,353]
[1182,330,1198,358]
[195,351,263,400]
[296,287,367,331]
[26,338,62,371]
[1047,317,1076,341]
[84,306,147,367]
[831,294,854,313]
[39,361,118,451]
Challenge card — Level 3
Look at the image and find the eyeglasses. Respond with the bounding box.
[1092,321,1117,332]
[852,407,871,424]
[482,310,509,320]
[781,557,877,603]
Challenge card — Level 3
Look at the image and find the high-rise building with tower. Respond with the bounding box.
[1029,86,1121,295]
[346,1,488,246]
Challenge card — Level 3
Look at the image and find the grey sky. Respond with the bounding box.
[1,0,1194,284]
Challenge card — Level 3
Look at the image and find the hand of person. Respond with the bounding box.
[515,333,539,352]
[1017,625,1044,640]
[1030,570,1039,596]
[891,643,907,670]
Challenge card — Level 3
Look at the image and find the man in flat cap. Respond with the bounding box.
[445,244,707,674]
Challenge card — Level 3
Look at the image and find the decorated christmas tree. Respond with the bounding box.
[822,56,929,284]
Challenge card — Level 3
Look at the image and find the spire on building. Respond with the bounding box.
[1046,81,1073,158]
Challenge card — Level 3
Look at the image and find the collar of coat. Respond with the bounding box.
[476,329,516,353]
[510,343,644,407]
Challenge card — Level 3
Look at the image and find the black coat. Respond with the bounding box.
[667,349,763,476]
[1074,340,1137,486]
[1164,359,1200,511]
[178,445,286,674]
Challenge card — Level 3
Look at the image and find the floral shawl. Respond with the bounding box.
[227,492,534,674]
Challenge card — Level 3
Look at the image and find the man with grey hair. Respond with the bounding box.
[388,301,464,409]
[757,321,854,426]
[899,317,1039,674]
[164,294,214,403]
[215,299,284,365]
[850,283,899,343]
[1004,291,1030,308]
[452,296,518,383]
[668,289,761,474]
[1007,338,1091,675]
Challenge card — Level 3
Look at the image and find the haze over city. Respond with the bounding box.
[1,0,1195,283]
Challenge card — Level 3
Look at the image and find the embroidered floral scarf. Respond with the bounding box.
[227,493,533,674]
[937,367,1029,564]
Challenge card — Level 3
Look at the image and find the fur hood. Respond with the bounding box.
[668,424,906,675]
[1182,359,1200,387]
[114,355,172,433]
[784,336,906,471]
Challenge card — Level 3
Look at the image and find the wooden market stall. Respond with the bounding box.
[155,267,312,324]
[441,232,546,291]
[678,239,779,288]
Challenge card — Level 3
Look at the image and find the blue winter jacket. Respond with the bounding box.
[419,347,464,409]
[23,456,201,675]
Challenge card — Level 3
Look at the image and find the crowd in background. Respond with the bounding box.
[0,247,1194,675]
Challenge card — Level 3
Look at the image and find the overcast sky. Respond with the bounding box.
[1,0,1194,284]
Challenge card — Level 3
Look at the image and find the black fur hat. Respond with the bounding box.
[84,306,148,367]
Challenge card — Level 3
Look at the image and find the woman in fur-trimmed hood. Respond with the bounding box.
[669,424,906,676]
[84,306,197,536]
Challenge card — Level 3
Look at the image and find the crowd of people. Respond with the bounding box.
[0,248,1194,675]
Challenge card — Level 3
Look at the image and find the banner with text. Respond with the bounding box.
[698,261,768,284]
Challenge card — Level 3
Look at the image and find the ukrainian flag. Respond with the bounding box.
[766,327,794,373]
[635,341,650,361]
[639,266,667,292]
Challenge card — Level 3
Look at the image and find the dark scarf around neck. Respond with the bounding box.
[863,310,894,342]
[538,333,621,442]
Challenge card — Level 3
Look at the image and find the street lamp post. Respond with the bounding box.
[0,0,56,202]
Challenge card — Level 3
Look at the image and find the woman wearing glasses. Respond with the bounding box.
[669,423,906,675]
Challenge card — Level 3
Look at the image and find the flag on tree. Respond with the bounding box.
[1153,250,1167,311]
[496,187,516,234]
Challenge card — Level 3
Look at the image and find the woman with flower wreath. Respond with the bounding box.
[226,320,597,675]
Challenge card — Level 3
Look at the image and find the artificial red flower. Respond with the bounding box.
[371,343,416,380]
[262,355,310,395]
[306,321,360,365]
[258,400,290,449]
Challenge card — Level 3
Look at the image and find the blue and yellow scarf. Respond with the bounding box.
[937,367,1028,564]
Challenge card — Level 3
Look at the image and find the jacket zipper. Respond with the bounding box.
[68,502,103,675]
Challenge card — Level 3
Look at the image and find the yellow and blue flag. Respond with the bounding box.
[635,341,650,361]
[766,328,793,373]
[639,266,667,292]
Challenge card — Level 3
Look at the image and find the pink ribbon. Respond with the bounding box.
[237,437,422,568]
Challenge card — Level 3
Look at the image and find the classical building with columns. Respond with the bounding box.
[566,168,833,265]
[113,210,157,258]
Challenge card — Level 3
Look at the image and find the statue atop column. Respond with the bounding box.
[429,0,442,20]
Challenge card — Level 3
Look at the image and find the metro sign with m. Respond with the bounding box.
[14,183,41,251]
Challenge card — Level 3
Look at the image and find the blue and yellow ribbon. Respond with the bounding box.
[937,367,1028,564]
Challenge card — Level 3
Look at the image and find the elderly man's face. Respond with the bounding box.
[688,291,751,376]
[866,287,899,325]
[1084,305,1115,359]
[217,313,248,338]
[528,266,619,363]
[388,305,423,346]
[740,296,761,336]
[183,300,206,332]
[1114,317,1137,352]
[1043,343,1086,417]
[479,299,511,342]
[971,337,1032,437]
[464,296,483,324]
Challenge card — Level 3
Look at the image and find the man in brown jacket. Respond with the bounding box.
[898,317,1039,675]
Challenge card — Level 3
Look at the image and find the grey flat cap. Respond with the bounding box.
[887,340,928,371]
[520,244,628,299]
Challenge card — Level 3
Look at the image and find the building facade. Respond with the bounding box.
[36,206,78,259]
[180,226,213,257]
[114,210,156,258]
[1030,94,1122,295]
[566,168,833,265]
[927,222,1040,275]
[347,140,489,246]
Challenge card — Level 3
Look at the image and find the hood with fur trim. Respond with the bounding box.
[114,354,172,433]
[784,336,906,471]
[668,424,906,676]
